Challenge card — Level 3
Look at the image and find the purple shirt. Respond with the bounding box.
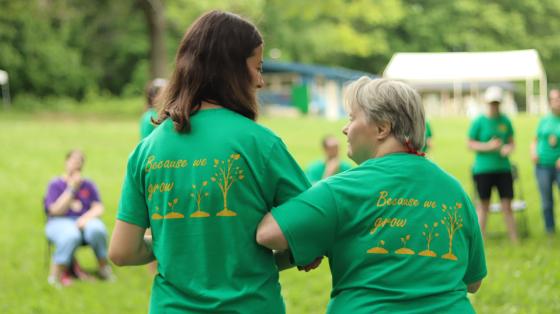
[44,177,101,218]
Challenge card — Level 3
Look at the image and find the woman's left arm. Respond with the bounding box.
[109,220,154,266]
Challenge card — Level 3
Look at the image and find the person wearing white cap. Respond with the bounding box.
[468,85,518,243]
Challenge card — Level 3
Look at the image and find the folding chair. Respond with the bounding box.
[43,200,88,276]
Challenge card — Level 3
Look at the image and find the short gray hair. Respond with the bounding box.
[344,77,425,150]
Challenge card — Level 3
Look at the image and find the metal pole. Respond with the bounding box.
[526,79,533,114]
[3,81,11,108]
[540,74,548,114]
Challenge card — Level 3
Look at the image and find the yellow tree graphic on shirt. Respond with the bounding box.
[419,221,440,257]
[190,181,210,218]
[441,203,464,260]
[211,154,245,216]
[395,234,415,255]
[163,197,184,219]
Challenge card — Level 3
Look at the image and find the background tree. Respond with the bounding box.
[140,0,167,79]
[2,0,560,102]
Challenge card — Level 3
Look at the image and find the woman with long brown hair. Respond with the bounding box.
[109,11,309,313]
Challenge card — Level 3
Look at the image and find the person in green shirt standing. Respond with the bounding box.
[531,89,560,234]
[257,77,486,314]
[109,11,310,314]
[468,86,518,243]
[140,78,167,139]
[306,135,353,184]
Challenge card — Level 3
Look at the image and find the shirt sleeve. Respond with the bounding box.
[263,139,311,207]
[463,198,487,284]
[44,179,64,211]
[117,149,150,229]
[468,118,480,141]
[536,118,544,139]
[507,117,515,139]
[87,180,101,203]
[271,182,338,265]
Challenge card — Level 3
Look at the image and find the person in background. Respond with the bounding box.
[44,149,113,286]
[140,78,167,139]
[306,135,352,184]
[531,88,560,235]
[422,120,433,153]
[140,78,168,273]
[468,85,518,243]
[109,11,312,313]
[257,77,486,313]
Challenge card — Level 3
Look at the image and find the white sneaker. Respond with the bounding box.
[98,265,115,281]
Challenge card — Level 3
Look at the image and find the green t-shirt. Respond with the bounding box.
[272,153,487,314]
[422,120,433,153]
[306,160,353,184]
[118,108,310,314]
[468,114,514,174]
[535,114,560,167]
[140,108,158,139]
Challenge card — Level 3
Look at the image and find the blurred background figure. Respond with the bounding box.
[140,78,168,274]
[44,150,113,287]
[468,86,518,243]
[140,78,168,139]
[422,120,433,153]
[306,135,352,184]
[531,88,560,235]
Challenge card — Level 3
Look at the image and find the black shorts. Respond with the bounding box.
[473,172,514,200]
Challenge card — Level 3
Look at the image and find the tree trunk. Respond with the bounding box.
[140,0,167,79]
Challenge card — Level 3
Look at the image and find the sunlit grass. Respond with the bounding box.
[1,105,559,313]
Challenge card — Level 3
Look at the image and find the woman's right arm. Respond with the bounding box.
[109,220,154,266]
[47,188,74,216]
[467,138,502,152]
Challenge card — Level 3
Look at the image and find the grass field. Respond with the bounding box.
[1,104,559,314]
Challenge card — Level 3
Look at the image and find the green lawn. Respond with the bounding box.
[1,108,559,313]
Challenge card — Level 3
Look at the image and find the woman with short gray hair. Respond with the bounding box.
[257,77,487,313]
[344,77,426,153]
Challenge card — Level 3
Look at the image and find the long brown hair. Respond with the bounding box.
[155,10,263,132]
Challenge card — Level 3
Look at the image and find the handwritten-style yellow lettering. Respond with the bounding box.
[145,155,188,173]
[193,159,207,167]
[423,200,437,208]
[376,191,419,208]
[147,182,175,200]
[371,217,407,234]
[377,191,389,207]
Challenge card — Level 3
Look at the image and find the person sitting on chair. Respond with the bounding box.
[44,149,113,286]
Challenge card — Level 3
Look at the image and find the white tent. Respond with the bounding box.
[0,69,10,107]
[383,49,547,114]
